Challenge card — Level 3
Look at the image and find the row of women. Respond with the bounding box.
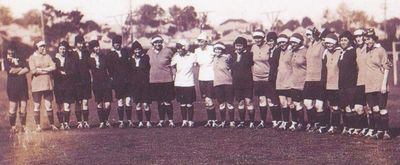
[5,27,392,140]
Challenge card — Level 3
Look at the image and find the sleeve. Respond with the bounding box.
[3,58,10,72]
[380,48,392,70]
[170,54,178,67]
[28,55,38,74]
[47,56,56,71]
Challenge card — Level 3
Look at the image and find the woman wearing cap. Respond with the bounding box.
[129,41,151,128]
[4,44,29,133]
[88,40,113,129]
[286,33,307,131]
[353,29,370,136]
[336,31,359,135]
[194,32,218,128]
[212,42,234,128]
[303,27,325,132]
[363,29,391,140]
[321,33,342,134]
[231,37,254,128]
[275,34,292,130]
[28,41,57,131]
[171,40,197,128]
[251,30,281,128]
[148,35,176,128]
[72,35,91,129]
[53,41,78,130]
[108,35,133,128]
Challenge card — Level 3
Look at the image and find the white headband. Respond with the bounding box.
[305,29,313,35]
[353,29,364,36]
[324,37,337,44]
[214,43,225,50]
[36,41,46,47]
[289,37,301,43]
[277,37,288,43]
[151,37,163,43]
[252,31,265,38]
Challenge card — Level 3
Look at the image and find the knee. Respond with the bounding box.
[97,103,103,109]
[238,100,245,109]
[104,102,111,109]
[279,97,288,108]
[143,103,150,111]
[294,102,303,111]
[380,109,388,115]
[63,103,71,112]
[246,100,254,110]
[259,96,267,107]
[187,104,193,108]
[125,97,132,106]
[117,99,124,107]
[227,103,234,110]
[205,97,213,107]
[315,100,324,111]
[372,106,380,113]
[136,103,142,111]
[219,103,226,110]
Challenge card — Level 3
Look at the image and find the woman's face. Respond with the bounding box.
[198,39,208,49]
[38,45,46,55]
[325,42,335,50]
[93,46,100,54]
[59,46,67,55]
[340,37,351,49]
[7,49,15,58]
[253,37,264,46]
[133,48,142,57]
[234,43,244,53]
[365,37,375,49]
[306,33,314,41]
[266,39,275,48]
[354,35,364,46]
[76,43,84,50]
[214,48,223,56]
[278,42,288,50]
[177,46,188,56]
[152,41,163,51]
[290,42,300,50]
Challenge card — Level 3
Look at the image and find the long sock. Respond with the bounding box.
[248,109,255,122]
[137,110,143,122]
[206,108,212,121]
[145,110,151,121]
[343,112,349,127]
[370,112,379,129]
[9,113,16,126]
[220,108,226,121]
[19,112,27,126]
[180,106,188,120]
[315,111,325,126]
[75,110,82,122]
[126,106,132,121]
[282,107,289,122]
[228,108,235,122]
[158,104,166,121]
[275,106,282,121]
[238,108,245,122]
[210,107,216,120]
[331,110,341,127]
[307,108,315,124]
[97,108,104,123]
[34,111,40,125]
[118,106,124,121]
[57,111,64,124]
[64,111,71,123]
[259,106,267,122]
[380,114,389,131]
[165,104,173,120]
[374,113,382,130]
[290,108,298,122]
[348,112,356,128]
[82,110,89,122]
[47,111,54,125]
[297,109,305,124]
[104,107,111,121]
[359,113,368,128]
[325,108,331,125]
[188,106,194,121]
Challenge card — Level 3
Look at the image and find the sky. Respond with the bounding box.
[1,0,399,27]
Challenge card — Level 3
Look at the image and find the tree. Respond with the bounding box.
[282,20,300,31]
[14,9,41,27]
[169,6,199,31]
[385,18,400,40]
[135,4,165,27]
[301,17,314,28]
[0,5,13,25]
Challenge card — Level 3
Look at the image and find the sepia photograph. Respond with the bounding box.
[0,0,400,164]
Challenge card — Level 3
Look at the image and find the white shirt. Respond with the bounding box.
[194,45,214,81]
[171,52,196,87]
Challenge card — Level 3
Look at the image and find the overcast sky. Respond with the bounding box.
[1,0,399,27]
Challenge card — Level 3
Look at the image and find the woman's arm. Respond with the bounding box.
[17,67,29,75]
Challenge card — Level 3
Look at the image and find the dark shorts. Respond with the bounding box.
[54,88,75,104]
[291,89,303,102]
[32,90,54,103]
[93,86,113,103]
[131,83,151,104]
[75,83,92,100]
[234,87,253,101]
[150,82,175,102]
[253,81,279,104]
[325,90,340,107]
[339,87,357,109]
[303,81,325,100]
[276,89,291,97]
[199,81,214,99]
[175,86,196,104]
[113,82,130,99]
[215,85,234,104]
[355,85,366,105]
[366,92,388,109]
[7,78,29,102]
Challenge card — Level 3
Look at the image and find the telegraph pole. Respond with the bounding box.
[40,4,46,42]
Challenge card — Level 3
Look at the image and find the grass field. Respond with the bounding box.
[1,68,400,164]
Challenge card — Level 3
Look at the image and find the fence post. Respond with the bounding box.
[393,42,398,85]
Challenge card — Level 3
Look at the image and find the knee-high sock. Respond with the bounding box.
[290,108,298,122]
[19,112,27,126]
[297,109,305,124]
[117,106,125,121]
[9,113,16,126]
[370,112,379,129]
[331,111,341,127]
[144,110,151,122]
[47,111,55,125]
[82,110,89,122]
[64,111,71,123]
[248,109,255,122]
[57,111,64,124]
[348,112,356,128]
[97,108,104,123]
[274,106,282,121]
[104,107,111,121]
[220,108,226,121]
[188,106,194,121]
[238,108,245,122]
[228,108,235,122]
[210,107,216,120]
[343,112,349,127]
[315,111,326,126]
[158,104,166,121]
[306,108,316,124]
[206,108,212,121]
[165,104,173,120]
[259,106,267,122]
[75,110,82,122]
[359,113,368,128]
[125,106,132,121]
[180,106,188,120]
[34,111,40,125]
[380,114,389,131]
[137,110,143,122]
[282,107,290,122]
